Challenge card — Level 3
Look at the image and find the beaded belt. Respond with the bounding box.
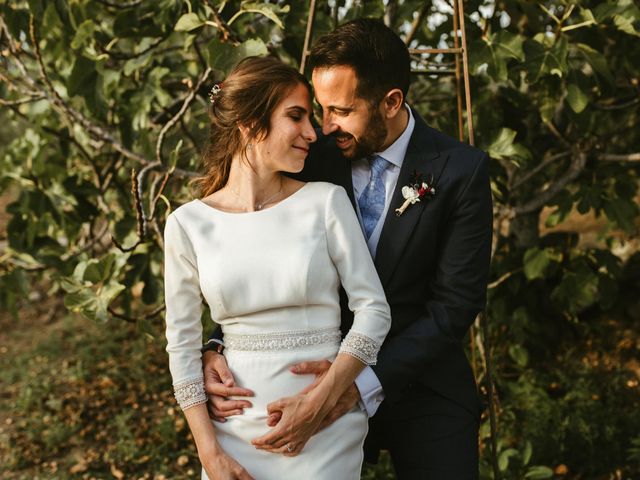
[224,327,341,352]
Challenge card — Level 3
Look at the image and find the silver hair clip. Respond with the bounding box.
[208,83,223,103]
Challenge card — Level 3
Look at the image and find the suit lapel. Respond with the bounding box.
[375,111,447,286]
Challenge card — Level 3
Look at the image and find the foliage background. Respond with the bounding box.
[1,0,639,478]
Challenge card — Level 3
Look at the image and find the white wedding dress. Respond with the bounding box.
[164,182,391,479]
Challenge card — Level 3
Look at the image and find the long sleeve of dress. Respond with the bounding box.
[163,213,207,410]
[325,186,391,365]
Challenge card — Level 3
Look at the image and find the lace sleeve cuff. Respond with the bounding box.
[339,331,381,365]
[173,376,208,410]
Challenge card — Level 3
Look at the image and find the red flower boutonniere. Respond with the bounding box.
[394,170,436,216]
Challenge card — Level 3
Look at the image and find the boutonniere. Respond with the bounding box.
[394,170,436,216]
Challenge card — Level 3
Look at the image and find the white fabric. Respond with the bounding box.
[352,104,415,257]
[351,104,415,416]
[164,182,391,479]
[354,366,385,417]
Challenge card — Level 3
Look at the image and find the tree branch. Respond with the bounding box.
[597,152,640,162]
[0,94,46,106]
[155,67,211,163]
[404,2,431,46]
[28,15,153,168]
[510,151,571,190]
[108,304,164,323]
[384,0,399,28]
[514,152,587,215]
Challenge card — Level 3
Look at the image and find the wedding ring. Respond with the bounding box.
[286,443,294,452]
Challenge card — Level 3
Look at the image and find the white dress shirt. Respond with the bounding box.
[352,105,415,416]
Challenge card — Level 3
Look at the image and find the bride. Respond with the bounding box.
[164,56,391,479]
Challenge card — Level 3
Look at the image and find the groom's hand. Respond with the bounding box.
[266,360,360,432]
[202,351,254,422]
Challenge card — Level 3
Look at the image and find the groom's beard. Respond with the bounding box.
[336,107,388,160]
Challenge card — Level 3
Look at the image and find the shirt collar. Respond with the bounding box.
[374,104,415,169]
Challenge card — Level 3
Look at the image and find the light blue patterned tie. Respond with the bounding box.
[358,155,391,239]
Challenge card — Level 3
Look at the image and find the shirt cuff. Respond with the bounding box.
[354,366,385,417]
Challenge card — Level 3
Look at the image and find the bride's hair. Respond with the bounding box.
[196,56,311,197]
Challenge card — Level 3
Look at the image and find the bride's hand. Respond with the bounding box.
[200,445,255,480]
[250,392,326,456]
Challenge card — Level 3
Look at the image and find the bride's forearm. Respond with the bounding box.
[183,404,223,456]
[308,353,364,415]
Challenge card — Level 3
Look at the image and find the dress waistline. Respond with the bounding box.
[224,327,341,352]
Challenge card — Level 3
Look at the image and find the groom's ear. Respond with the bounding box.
[382,88,404,119]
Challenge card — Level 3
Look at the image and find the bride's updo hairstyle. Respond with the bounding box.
[197,56,311,197]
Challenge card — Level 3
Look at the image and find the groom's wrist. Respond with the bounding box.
[201,338,225,355]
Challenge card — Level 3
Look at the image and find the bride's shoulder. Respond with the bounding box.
[303,181,345,197]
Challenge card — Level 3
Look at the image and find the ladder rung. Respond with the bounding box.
[409,48,463,55]
[411,69,457,75]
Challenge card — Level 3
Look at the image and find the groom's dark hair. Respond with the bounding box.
[308,17,411,104]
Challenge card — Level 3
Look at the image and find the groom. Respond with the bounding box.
[202,18,492,478]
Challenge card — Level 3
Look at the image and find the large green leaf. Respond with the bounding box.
[70,19,95,50]
[228,2,290,29]
[174,13,204,32]
[566,83,589,113]
[524,466,554,479]
[523,247,562,280]
[524,36,569,82]
[67,56,97,97]
[207,38,268,74]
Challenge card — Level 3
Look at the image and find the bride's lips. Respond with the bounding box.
[292,145,309,154]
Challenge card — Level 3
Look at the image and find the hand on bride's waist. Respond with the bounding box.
[250,359,361,456]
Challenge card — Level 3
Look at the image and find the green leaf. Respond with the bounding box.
[498,448,518,471]
[566,83,589,113]
[484,128,530,163]
[71,19,95,50]
[523,247,562,280]
[64,288,96,312]
[524,37,568,82]
[613,9,640,37]
[494,30,525,62]
[522,441,533,466]
[228,2,290,29]
[524,465,554,479]
[67,56,97,97]
[575,43,614,85]
[84,253,117,283]
[174,12,204,32]
[603,198,639,233]
[207,38,268,74]
[509,344,529,368]
[552,268,599,314]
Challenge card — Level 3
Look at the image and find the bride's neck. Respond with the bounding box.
[225,157,282,208]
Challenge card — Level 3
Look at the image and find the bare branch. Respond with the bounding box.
[112,169,149,253]
[155,67,212,163]
[93,0,143,8]
[108,304,165,323]
[97,34,170,61]
[543,120,572,149]
[384,0,399,28]
[510,151,571,190]
[488,269,522,290]
[206,0,243,43]
[404,3,431,46]
[598,152,640,162]
[594,97,640,111]
[514,152,587,215]
[0,94,46,106]
[28,15,153,168]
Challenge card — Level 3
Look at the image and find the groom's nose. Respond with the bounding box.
[321,114,339,136]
